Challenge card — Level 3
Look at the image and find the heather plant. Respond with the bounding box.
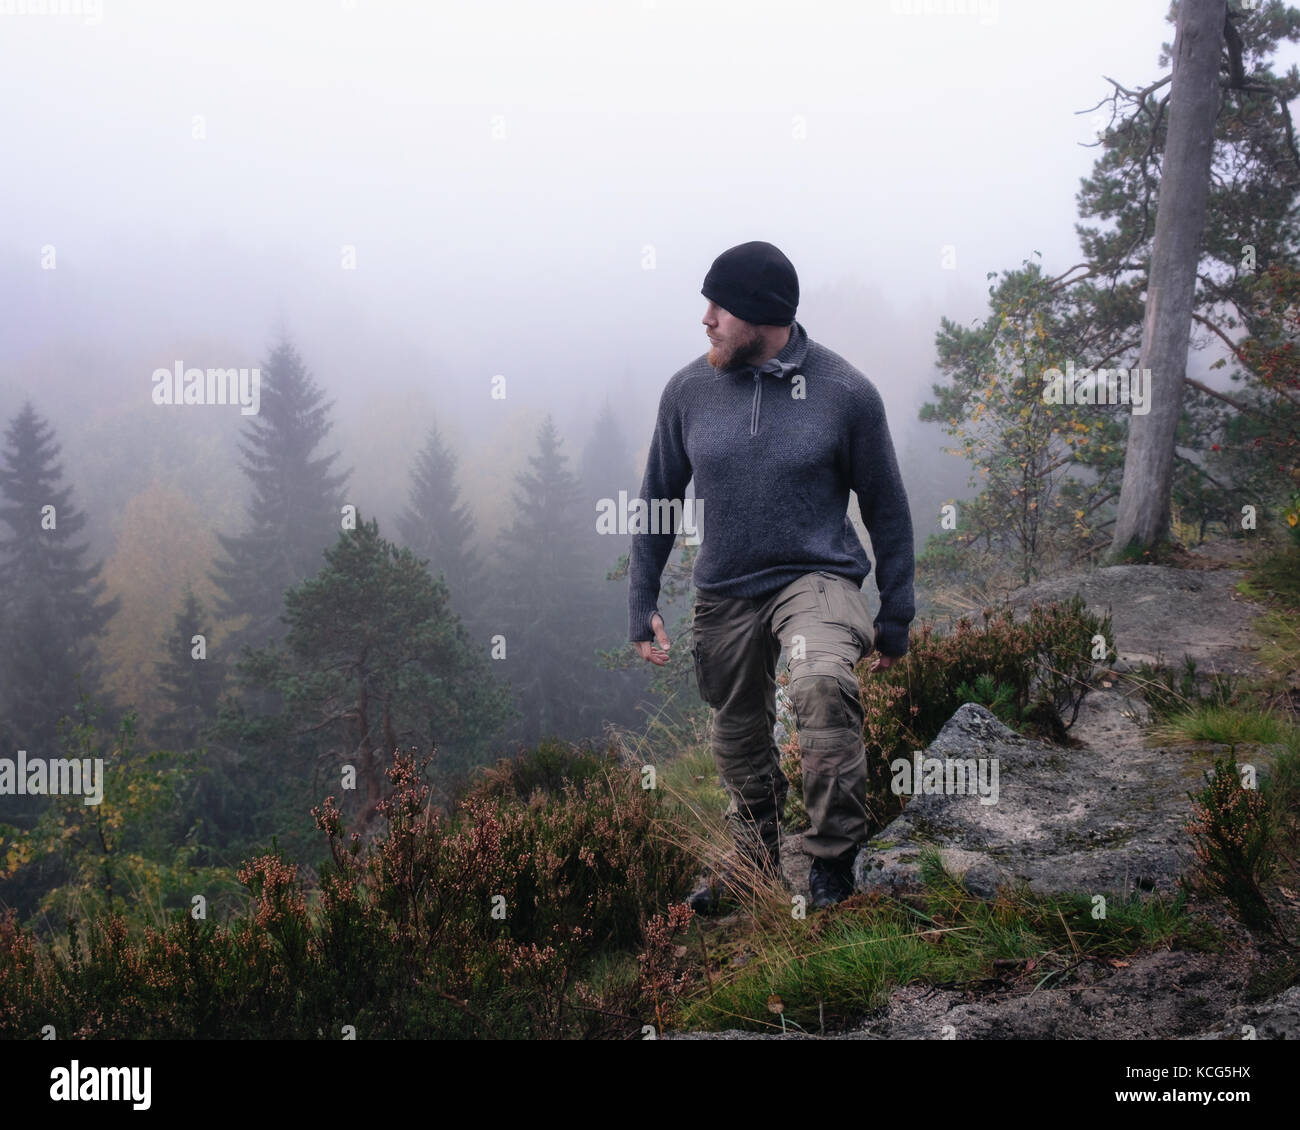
[461,739,698,944]
[635,901,696,1032]
[0,742,697,1039]
[1185,755,1280,935]
[310,743,698,1036]
[1026,595,1114,732]
[470,736,611,804]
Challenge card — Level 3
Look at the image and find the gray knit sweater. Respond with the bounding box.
[627,319,916,657]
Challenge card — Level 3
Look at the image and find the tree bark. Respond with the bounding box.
[1110,0,1226,556]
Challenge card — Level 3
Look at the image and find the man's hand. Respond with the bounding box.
[869,653,898,672]
[634,613,672,666]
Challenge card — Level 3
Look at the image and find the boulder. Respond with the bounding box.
[854,702,1194,900]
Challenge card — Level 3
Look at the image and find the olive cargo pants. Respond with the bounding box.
[690,571,875,864]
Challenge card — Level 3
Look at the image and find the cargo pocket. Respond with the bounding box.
[789,659,855,732]
[692,640,724,708]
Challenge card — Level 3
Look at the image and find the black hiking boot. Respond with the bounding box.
[687,846,783,916]
[808,851,856,909]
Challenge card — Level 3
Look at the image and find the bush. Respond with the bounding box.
[1285,493,1300,547]
[1185,756,1279,934]
[0,743,698,1039]
[469,736,615,804]
[781,598,1111,829]
[460,742,696,953]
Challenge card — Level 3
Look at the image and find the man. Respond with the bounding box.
[629,240,915,911]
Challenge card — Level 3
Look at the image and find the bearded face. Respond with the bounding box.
[704,303,768,370]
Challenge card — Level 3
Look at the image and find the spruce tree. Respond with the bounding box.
[0,402,118,760]
[490,415,608,747]
[210,339,349,655]
[396,422,485,631]
[579,397,636,520]
[152,583,227,750]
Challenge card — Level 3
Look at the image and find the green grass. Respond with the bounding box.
[676,868,1217,1034]
[1239,545,1300,609]
[1238,545,1300,696]
[1246,957,1300,1003]
[658,744,727,815]
[1151,705,1294,748]
[1269,739,1300,819]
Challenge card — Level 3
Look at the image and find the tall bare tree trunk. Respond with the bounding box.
[1110,0,1226,557]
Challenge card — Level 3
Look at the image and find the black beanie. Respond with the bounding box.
[701,241,799,326]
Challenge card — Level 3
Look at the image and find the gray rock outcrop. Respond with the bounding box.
[853,702,1195,900]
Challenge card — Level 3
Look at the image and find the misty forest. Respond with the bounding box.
[1,0,1299,1043]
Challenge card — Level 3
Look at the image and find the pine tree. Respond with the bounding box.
[1111,0,1225,554]
[210,339,349,655]
[0,402,118,760]
[152,584,228,750]
[927,2,1300,568]
[229,516,515,821]
[490,415,608,747]
[395,422,485,631]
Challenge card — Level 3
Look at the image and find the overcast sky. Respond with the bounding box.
[1,0,1290,545]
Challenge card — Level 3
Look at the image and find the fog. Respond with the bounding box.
[0,0,1256,556]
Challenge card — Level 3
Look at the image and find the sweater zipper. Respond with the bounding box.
[751,372,762,436]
